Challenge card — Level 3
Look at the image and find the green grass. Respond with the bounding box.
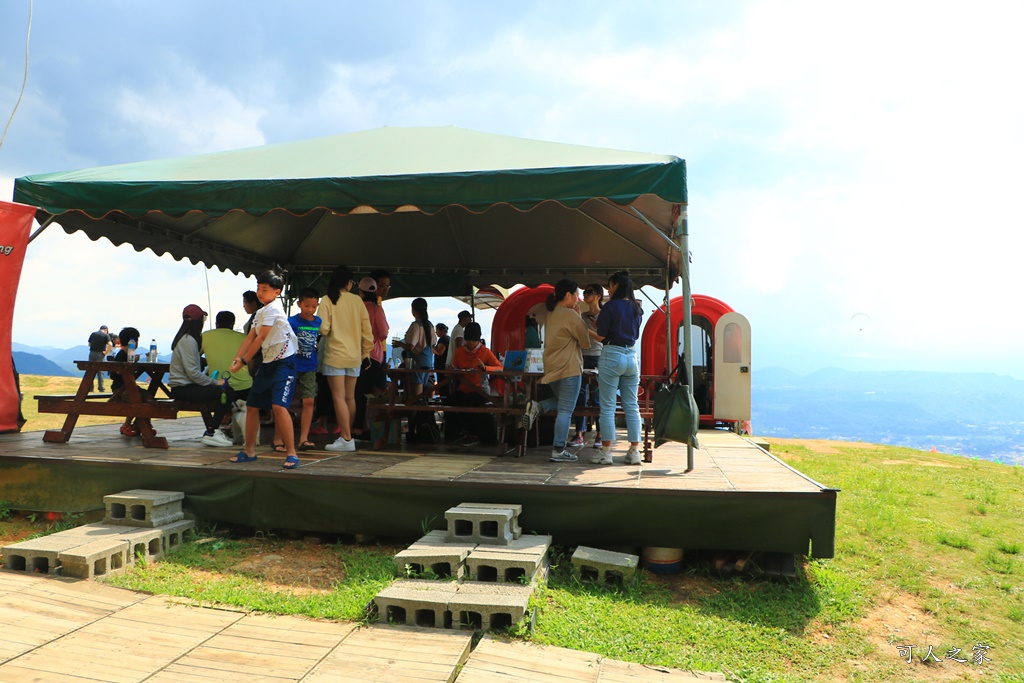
[103,538,395,621]
[95,439,1024,681]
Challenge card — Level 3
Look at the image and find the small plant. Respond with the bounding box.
[0,500,12,521]
[420,515,437,536]
[997,541,1021,555]
[936,531,973,550]
[984,549,1017,575]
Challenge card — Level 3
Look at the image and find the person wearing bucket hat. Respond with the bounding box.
[168,303,236,448]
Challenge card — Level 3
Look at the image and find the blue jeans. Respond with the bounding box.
[598,346,641,444]
[575,355,600,433]
[538,374,582,450]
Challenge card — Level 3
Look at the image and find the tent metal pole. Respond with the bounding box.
[677,205,694,472]
[629,206,682,252]
[27,215,55,244]
[665,250,672,376]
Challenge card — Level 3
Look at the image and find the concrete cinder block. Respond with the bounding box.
[58,539,130,580]
[445,507,514,545]
[158,519,195,553]
[374,579,459,629]
[59,523,165,563]
[571,546,639,584]
[453,503,522,539]
[465,534,551,584]
[1,535,89,575]
[394,534,477,580]
[373,579,533,632]
[103,490,184,528]
[449,582,532,631]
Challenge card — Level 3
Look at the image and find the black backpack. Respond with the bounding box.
[408,411,441,444]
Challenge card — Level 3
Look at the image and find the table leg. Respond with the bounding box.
[137,419,169,449]
[42,369,97,444]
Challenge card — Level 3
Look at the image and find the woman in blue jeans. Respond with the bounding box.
[521,279,592,462]
[593,271,643,465]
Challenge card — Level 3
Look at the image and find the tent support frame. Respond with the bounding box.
[676,205,694,472]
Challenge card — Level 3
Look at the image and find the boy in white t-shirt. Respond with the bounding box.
[228,269,299,468]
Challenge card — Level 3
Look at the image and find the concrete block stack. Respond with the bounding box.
[1,490,194,580]
[378,502,547,632]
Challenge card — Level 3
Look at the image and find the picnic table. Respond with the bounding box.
[368,367,662,460]
[369,367,540,457]
[36,360,218,449]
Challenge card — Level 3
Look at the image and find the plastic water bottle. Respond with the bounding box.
[126,339,137,361]
[211,370,227,403]
[149,339,158,362]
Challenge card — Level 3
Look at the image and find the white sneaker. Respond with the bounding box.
[590,447,613,465]
[625,447,642,465]
[325,437,356,453]
[201,431,234,448]
[550,450,578,463]
[521,400,541,430]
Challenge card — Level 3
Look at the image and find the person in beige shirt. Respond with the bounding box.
[521,279,593,463]
[318,264,373,453]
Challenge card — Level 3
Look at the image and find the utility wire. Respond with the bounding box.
[0,0,33,152]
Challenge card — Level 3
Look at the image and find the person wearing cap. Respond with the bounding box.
[445,310,474,369]
[352,276,388,439]
[87,324,113,391]
[168,304,236,448]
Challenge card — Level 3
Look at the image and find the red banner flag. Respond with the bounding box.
[0,201,36,432]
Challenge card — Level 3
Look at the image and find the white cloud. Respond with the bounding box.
[116,58,267,157]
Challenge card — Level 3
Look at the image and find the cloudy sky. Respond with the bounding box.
[2,1,1023,377]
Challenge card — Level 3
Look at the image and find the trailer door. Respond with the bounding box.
[713,312,751,422]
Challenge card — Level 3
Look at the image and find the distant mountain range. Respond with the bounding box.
[11,343,170,376]
[12,351,75,377]
[753,367,1024,466]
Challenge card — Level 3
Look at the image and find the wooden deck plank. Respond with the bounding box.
[0,663,111,683]
[456,638,601,683]
[303,625,471,683]
[598,659,726,681]
[0,417,825,496]
[149,664,297,682]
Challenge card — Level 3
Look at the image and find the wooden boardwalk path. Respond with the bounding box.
[0,572,727,682]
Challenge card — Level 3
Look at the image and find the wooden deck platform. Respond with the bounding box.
[0,419,837,557]
[0,571,729,682]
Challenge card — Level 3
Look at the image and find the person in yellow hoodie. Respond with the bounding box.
[318,265,373,452]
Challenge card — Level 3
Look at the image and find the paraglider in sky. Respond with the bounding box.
[850,312,871,333]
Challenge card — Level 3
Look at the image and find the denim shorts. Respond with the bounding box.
[323,364,360,377]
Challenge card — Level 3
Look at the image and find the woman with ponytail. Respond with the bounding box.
[520,279,592,462]
[318,265,373,453]
[592,271,643,466]
[394,297,437,401]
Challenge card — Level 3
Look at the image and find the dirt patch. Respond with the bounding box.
[881,459,961,468]
[646,572,720,606]
[763,438,885,455]
[856,593,983,681]
[205,538,403,592]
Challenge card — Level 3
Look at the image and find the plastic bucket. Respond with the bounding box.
[642,547,684,574]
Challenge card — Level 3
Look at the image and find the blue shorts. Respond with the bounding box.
[323,364,360,377]
[247,356,296,410]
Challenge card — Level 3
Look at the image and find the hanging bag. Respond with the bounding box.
[653,361,700,448]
